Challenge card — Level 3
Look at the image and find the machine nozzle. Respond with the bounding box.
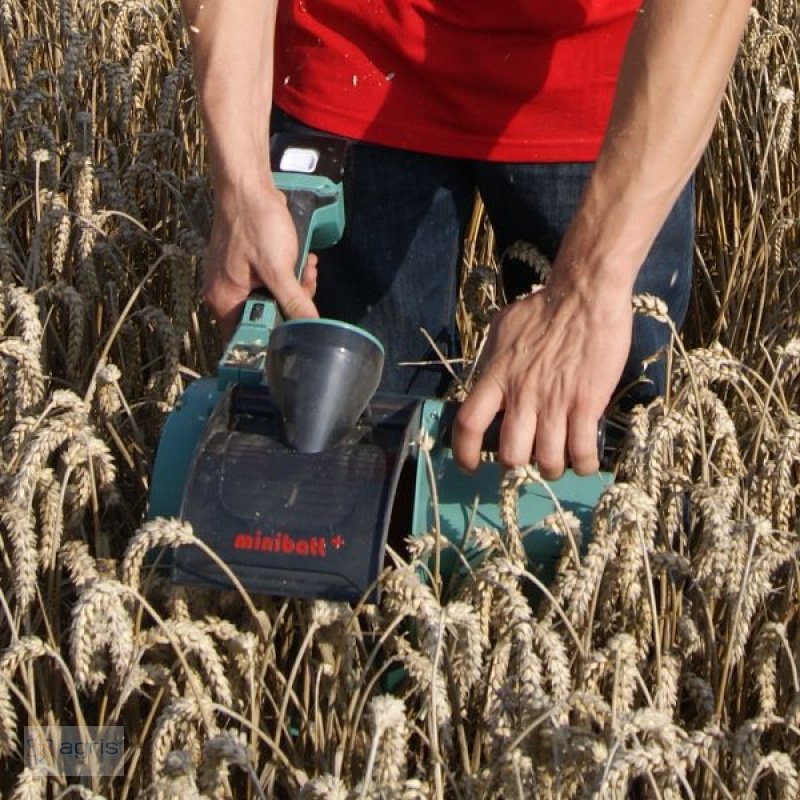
[266,320,384,453]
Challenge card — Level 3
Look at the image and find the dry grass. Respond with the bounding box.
[0,1,799,797]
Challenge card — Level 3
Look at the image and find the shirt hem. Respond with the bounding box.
[274,93,602,164]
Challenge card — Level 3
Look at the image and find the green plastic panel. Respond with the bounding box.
[148,378,222,519]
[412,399,613,573]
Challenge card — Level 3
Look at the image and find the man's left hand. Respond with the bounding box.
[452,277,632,479]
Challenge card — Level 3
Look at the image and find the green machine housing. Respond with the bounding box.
[148,132,613,603]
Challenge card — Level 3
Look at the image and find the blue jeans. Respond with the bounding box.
[273,109,695,408]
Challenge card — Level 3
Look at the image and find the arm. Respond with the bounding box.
[181,0,318,336]
[453,0,751,477]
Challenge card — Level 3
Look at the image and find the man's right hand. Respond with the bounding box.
[178,0,304,337]
[204,178,320,339]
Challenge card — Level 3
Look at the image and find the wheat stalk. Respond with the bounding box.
[142,620,232,707]
[70,579,135,693]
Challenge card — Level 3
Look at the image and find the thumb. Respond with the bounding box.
[301,253,319,297]
[270,274,320,320]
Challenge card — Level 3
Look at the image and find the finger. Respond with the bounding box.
[217,305,243,341]
[498,398,537,469]
[203,280,248,341]
[270,273,320,320]
[453,374,505,472]
[301,254,318,298]
[533,409,567,481]
[567,408,601,476]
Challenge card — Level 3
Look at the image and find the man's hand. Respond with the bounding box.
[453,0,750,479]
[453,276,632,479]
[179,0,319,338]
[204,180,319,339]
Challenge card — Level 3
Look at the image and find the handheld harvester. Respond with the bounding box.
[148,133,614,602]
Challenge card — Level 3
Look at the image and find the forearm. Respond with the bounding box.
[180,0,277,188]
[555,0,751,293]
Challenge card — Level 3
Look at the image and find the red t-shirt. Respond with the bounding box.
[274,2,640,162]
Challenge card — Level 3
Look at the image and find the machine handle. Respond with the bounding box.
[233,132,350,315]
[217,135,348,388]
[237,190,330,314]
[437,402,610,469]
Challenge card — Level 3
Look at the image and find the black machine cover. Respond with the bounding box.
[173,385,420,602]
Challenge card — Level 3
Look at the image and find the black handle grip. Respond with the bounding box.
[438,402,610,467]
[285,189,319,282]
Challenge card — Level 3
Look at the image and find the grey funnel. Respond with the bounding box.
[266,319,384,453]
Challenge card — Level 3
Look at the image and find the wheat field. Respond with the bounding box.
[0,1,799,798]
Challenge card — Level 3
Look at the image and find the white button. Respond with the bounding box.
[280,147,319,173]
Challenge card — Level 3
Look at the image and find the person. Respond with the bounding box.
[179,0,751,479]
